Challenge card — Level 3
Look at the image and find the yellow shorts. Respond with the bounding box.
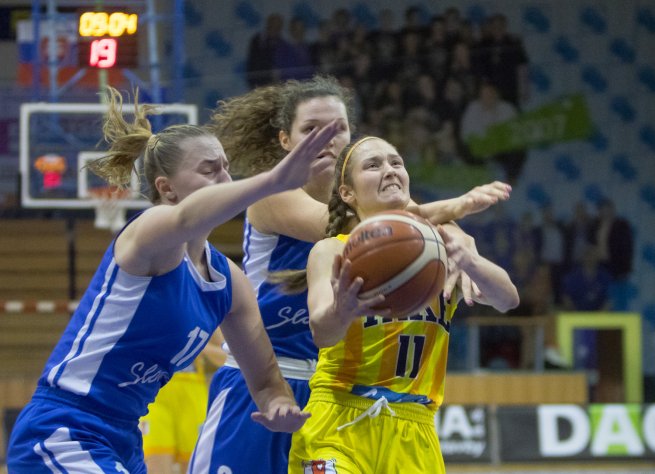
[139,371,208,463]
[288,388,444,474]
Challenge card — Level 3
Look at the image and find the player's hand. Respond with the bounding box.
[438,225,481,306]
[269,120,340,193]
[331,254,389,322]
[251,400,311,433]
[455,181,512,218]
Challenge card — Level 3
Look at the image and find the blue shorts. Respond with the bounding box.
[7,389,145,473]
[188,365,311,474]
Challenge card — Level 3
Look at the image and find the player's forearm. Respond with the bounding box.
[408,199,463,224]
[411,182,513,225]
[249,370,297,413]
[173,171,279,239]
[310,303,352,348]
[463,255,520,313]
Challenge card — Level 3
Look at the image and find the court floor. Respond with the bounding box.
[448,462,655,474]
[3,462,653,473]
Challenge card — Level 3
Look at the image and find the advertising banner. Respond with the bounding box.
[436,405,492,463]
[465,94,594,158]
[498,404,655,461]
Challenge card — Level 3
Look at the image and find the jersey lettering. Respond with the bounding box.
[395,334,426,378]
[171,326,209,367]
[265,306,309,330]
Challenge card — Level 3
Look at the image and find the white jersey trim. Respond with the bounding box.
[242,219,278,294]
[46,259,150,395]
[183,242,227,291]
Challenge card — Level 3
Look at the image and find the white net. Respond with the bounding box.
[89,188,129,233]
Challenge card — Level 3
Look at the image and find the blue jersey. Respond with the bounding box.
[242,218,316,360]
[38,239,232,420]
[188,220,315,474]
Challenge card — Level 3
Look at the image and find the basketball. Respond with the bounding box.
[343,210,447,318]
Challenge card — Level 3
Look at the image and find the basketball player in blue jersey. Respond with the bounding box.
[188,75,513,473]
[288,136,519,473]
[6,86,341,474]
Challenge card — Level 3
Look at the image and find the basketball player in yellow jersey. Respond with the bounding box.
[288,137,519,473]
[140,330,226,474]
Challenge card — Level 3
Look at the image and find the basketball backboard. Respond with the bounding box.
[20,102,198,209]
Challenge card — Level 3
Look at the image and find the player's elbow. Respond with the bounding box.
[309,320,340,348]
[496,287,520,313]
[310,325,332,348]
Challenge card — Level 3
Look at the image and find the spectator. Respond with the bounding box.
[245,13,288,88]
[514,210,540,259]
[458,19,477,46]
[372,79,405,125]
[434,120,461,165]
[507,252,553,368]
[330,36,355,78]
[400,5,428,39]
[589,198,635,310]
[534,204,566,306]
[275,17,314,82]
[311,20,338,76]
[404,73,439,113]
[329,8,354,43]
[561,245,613,313]
[401,107,438,166]
[507,210,566,370]
[348,53,375,119]
[423,15,449,89]
[396,30,426,83]
[351,23,373,55]
[474,13,529,107]
[447,41,478,102]
[368,8,399,80]
[437,77,469,159]
[460,80,517,141]
[483,204,516,270]
[460,79,526,183]
[563,201,594,272]
[443,7,464,49]
[561,244,613,397]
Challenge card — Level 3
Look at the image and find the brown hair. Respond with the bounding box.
[209,75,355,177]
[87,86,212,204]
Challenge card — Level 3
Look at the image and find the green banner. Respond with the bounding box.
[408,162,493,192]
[465,94,594,157]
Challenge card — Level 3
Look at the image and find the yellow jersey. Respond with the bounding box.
[309,234,457,411]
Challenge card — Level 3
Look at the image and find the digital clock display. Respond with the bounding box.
[79,11,138,37]
[78,10,138,68]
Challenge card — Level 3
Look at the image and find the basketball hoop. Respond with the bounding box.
[88,186,130,233]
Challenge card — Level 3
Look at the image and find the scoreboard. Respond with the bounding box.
[77,10,138,68]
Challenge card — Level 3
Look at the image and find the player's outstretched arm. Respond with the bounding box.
[221,260,310,432]
[124,120,340,262]
[437,225,519,313]
[407,181,512,225]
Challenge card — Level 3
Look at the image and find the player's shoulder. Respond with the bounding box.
[253,187,310,209]
[311,236,343,258]
[248,188,314,231]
